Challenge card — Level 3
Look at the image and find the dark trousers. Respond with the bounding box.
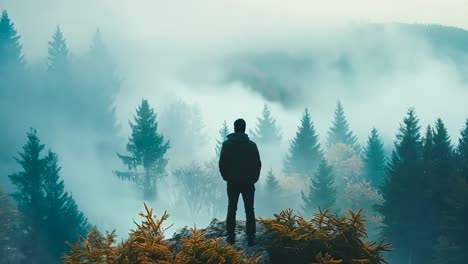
[226,183,256,237]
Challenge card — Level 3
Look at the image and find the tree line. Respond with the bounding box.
[1,9,468,264]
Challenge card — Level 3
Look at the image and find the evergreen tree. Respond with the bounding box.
[77,29,121,152]
[42,150,88,259]
[377,108,425,264]
[262,169,282,215]
[8,129,89,263]
[301,159,336,215]
[116,99,170,200]
[420,119,455,263]
[251,104,281,145]
[362,128,386,187]
[215,120,229,156]
[457,119,468,180]
[48,26,70,72]
[439,120,468,261]
[327,101,359,152]
[0,10,23,71]
[86,29,120,97]
[265,168,280,193]
[423,125,434,163]
[443,175,468,261]
[284,108,322,177]
[8,129,46,262]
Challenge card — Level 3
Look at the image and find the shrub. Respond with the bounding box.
[64,204,259,264]
[259,208,390,264]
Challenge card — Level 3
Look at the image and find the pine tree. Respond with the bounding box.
[457,119,468,180]
[42,150,89,259]
[433,119,468,261]
[8,129,89,263]
[7,130,46,262]
[265,169,280,193]
[8,130,45,256]
[48,26,70,72]
[443,175,468,261]
[262,169,282,215]
[327,101,359,152]
[420,119,455,263]
[301,159,336,215]
[251,104,281,145]
[362,128,386,187]
[215,120,229,156]
[284,108,322,177]
[377,108,426,264]
[87,29,120,97]
[77,29,120,152]
[116,99,170,200]
[423,125,434,163]
[0,10,23,71]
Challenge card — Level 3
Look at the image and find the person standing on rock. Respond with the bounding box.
[219,118,262,246]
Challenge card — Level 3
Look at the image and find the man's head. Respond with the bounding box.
[234,118,246,133]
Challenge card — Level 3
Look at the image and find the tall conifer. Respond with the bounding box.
[284,108,322,177]
[301,159,336,215]
[0,10,23,71]
[327,101,359,151]
[362,128,386,187]
[377,108,425,264]
[116,99,170,199]
[251,104,281,145]
[215,120,229,157]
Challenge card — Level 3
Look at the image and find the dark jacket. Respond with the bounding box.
[219,132,262,186]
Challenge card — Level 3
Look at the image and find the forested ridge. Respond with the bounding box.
[1,9,468,264]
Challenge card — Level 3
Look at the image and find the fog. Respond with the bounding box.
[2,0,468,246]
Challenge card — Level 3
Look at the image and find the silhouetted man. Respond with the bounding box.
[219,118,261,246]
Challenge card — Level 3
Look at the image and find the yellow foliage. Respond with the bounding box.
[175,229,260,264]
[64,204,260,264]
[259,208,390,264]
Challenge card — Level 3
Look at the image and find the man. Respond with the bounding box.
[219,118,262,246]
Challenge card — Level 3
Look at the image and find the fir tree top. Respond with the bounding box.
[395,108,423,159]
[362,128,386,187]
[126,99,169,168]
[265,168,280,193]
[302,158,336,213]
[0,10,23,66]
[215,120,229,156]
[423,125,434,161]
[251,104,281,144]
[48,26,70,71]
[458,119,468,180]
[284,108,322,177]
[432,118,452,160]
[459,119,468,158]
[327,100,358,151]
[89,29,106,57]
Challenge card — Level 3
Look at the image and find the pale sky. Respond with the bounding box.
[3,0,468,59]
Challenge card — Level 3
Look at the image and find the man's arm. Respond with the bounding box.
[219,142,228,181]
[252,143,262,183]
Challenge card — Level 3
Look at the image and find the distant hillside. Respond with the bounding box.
[224,23,468,106]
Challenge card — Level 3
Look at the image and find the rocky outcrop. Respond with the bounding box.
[170,219,270,264]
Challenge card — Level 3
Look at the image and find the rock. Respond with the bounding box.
[169,219,271,264]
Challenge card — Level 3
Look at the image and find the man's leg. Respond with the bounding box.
[241,184,256,245]
[226,184,240,243]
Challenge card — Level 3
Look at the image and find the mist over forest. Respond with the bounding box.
[1,1,468,263]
